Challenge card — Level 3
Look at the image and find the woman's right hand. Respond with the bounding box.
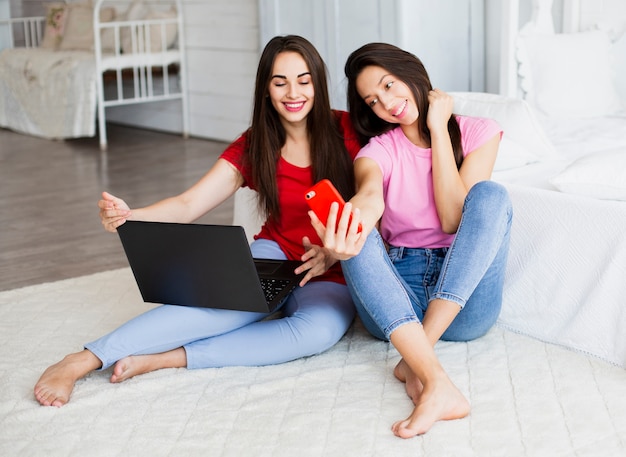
[98,191,132,232]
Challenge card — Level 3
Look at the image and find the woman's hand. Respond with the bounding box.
[309,201,367,260]
[426,88,454,134]
[98,191,132,232]
[295,237,338,286]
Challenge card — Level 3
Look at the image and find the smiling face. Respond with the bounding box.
[355,65,419,129]
[268,51,315,127]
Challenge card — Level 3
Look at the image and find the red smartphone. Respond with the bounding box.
[305,179,362,232]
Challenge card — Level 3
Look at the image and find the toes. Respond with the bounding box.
[51,398,66,408]
[392,419,423,439]
[34,385,68,407]
[35,389,53,407]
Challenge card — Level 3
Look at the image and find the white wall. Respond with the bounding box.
[107,0,259,142]
[398,0,485,93]
[178,0,258,141]
[259,0,485,110]
[259,0,400,111]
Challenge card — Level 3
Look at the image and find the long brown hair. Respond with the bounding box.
[245,35,354,220]
[344,42,463,169]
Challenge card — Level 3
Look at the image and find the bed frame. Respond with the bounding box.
[0,0,189,150]
[93,0,189,150]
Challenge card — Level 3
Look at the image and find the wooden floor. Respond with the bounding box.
[0,124,233,292]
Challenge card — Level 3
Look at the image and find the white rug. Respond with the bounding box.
[1,269,625,457]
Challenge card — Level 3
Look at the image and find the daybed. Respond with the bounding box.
[0,0,188,150]
[234,0,626,369]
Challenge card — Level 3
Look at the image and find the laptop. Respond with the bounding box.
[117,221,304,313]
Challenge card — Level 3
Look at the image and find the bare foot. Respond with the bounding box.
[111,348,187,383]
[391,370,470,439]
[110,355,154,383]
[394,358,423,404]
[34,350,102,407]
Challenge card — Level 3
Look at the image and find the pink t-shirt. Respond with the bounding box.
[356,115,502,248]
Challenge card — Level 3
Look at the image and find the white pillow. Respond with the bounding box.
[550,149,626,201]
[58,3,94,51]
[451,92,556,168]
[518,31,624,119]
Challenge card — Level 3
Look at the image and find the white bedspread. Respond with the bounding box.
[0,48,97,139]
[1,269,625,456]
[498,183,626,368]
[491,114,626,369]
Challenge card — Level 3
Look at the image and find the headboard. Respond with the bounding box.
[499,0,626,117]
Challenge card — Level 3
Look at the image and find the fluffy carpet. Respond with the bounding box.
[1,268,625,456]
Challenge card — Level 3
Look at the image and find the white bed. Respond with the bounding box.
[0,0,189,150]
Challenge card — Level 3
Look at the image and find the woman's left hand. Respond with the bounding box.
[295,237,338,286]
[426,88,454,133]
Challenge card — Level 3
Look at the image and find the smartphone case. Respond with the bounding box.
[305,179,361,232]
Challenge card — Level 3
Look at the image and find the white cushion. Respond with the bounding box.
[58,3,94,51]
[550,148,626,201]
[451,92,555,170]
[517,31,624,119]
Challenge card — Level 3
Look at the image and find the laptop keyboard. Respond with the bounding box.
[260,278,292,303]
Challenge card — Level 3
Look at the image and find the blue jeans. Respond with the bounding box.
[85,239,355,370]
[342,181,512,342]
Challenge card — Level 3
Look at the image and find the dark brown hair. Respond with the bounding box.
[245,35,354,220]
[344,42,463,168]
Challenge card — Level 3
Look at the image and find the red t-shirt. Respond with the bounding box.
[220,110,360,284]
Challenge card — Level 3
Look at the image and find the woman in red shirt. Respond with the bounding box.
[34,35,360,407]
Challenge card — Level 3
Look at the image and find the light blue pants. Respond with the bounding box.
[85,239,355,370]
[341,181,513,342]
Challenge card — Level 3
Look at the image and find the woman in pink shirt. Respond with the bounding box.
[311,43,512,438]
